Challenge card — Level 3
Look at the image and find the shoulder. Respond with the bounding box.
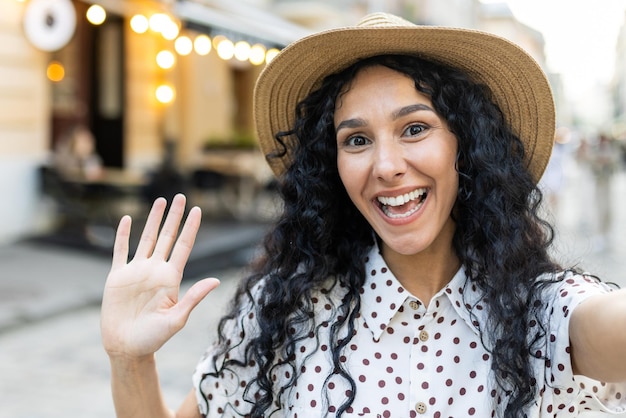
[534,270,616,321]
[202,272,345,349]
[192,272,346,416]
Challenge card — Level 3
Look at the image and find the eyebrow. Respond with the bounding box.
[335,103,435,132]
[336,118,367,132]
[392,103,435,119]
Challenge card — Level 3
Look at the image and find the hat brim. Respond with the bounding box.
[254,22,555,182]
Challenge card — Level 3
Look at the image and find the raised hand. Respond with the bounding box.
[101,194,220,359]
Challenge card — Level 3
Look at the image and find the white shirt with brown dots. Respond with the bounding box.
[193,245,626,417]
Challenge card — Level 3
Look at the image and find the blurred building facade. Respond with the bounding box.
[1,0,50,243]
[0,0,309,244]
[0,0,555,245]
[612,11,626,138]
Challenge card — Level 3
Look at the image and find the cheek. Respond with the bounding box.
[337,155,366,202]
[424,140,459,197]
[417,140,456,172]
[440,154,460,204]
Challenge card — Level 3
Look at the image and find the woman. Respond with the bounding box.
[53,124,103,181]
[101,13,626,418]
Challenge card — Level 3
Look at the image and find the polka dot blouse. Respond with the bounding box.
[193,245,626,417]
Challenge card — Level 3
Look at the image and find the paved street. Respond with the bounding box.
[0,266,242,417]
[0,156,624,417]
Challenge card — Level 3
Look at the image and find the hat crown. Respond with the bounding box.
[357,12,415,28]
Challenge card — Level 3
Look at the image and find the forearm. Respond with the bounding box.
[109,354,174,418]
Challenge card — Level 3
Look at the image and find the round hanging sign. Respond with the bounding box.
[23,0,77,52]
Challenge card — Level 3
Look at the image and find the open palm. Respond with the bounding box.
[101,194,219,359]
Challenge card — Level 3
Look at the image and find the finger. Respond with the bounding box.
[111,215,132,270]
[152,194,187,260]
[171,278,221,329]
[135,197,167,258]
[168,206,202,273]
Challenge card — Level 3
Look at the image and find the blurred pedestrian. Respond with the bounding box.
[100,13,626,418]
[588,133,621,250]
[52,124,104,181]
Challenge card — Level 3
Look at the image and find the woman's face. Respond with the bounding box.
[334,65,459,257]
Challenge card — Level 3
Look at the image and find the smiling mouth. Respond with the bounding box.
[377,188,428,219]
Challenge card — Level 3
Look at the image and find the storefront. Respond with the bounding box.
[0,0,309,244]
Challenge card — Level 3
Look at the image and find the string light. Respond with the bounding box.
[86,4,106,25]
[46,61,65,82]
[130,14,149,33]
[212,35,227,50]
[161,20,179,40]
[156,85,175,104]
[126,6,285,107]
[175,36,193,55]
[265,48,280,64]
[234,41,250,61]
[194,34,211,55]
[249,43,266,65]
[149,13,170,33]
[216,38,234,60]
[156,50,175,69]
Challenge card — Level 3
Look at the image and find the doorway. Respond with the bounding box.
[50,1,124,168]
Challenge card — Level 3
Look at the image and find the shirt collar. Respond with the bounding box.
[360,244,486,341]
[442,267,487,338]
[360,244,410,341]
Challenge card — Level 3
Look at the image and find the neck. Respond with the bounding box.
[380,223,460,305]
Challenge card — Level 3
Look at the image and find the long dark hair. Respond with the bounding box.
[199,54,561,417]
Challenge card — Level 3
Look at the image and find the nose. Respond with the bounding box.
[372,139,407,181]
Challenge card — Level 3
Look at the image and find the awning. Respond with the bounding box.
[175,0,312,47]
[81,0,312,48]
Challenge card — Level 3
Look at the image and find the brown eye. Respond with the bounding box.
[405,124,426,136]
[347,135,369,147]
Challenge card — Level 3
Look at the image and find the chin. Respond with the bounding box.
[379,236,433,257]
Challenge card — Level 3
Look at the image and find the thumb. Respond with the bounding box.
[173,278,221,324]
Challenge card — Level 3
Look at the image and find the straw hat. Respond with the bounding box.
[253,12,555,182]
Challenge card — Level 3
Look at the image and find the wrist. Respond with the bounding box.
[108,352,156,371]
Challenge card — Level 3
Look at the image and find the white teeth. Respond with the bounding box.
[382,204,421,219]
[377,188,427,207]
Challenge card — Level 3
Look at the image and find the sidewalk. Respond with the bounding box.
[0,265,244,418]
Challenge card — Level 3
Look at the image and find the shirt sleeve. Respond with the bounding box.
[543,272,626,415]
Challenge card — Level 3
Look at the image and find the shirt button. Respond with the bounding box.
[415,401,427,414]
[409,300,420,310]
[419,330,429,342]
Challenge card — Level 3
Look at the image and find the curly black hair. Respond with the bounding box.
[198,54,563,418]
